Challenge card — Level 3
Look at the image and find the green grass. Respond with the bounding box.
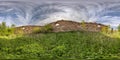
[103,31,120,38]
[0,31,120,59]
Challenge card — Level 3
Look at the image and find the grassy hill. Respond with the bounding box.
[0,31,120,59]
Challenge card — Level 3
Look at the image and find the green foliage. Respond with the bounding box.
[51,45,67,57]
[33,27,41,33]
[0,22,7,36]
[32,24,53,33]
[0,31,119,59]
[1,22,7,29]
[16,43,45,56]
[16,30,24,35]
[81,20,86,29]
[0,22,15,37]
[118,24,120,32]
[101,26,109,33]
[41,24,53,33]
[11,24,15,28]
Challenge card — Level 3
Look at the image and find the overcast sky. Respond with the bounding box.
[0,0,120,29]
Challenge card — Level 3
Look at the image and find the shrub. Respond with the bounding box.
[81,20,86,30]
[33,27,41,33]
[51,45,67,57]
[41,24,53,33]
[101,26,109,33]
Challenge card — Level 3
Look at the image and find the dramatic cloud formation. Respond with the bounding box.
[0,0,120,29]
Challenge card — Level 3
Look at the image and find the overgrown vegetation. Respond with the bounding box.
[0,22,120,59]
[40,24,53,33]
[0,22,15,38]
[0,31,119,59]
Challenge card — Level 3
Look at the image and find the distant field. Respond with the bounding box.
[0,31,120,59]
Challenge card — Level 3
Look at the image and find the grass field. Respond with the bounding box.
[0,31,120,59]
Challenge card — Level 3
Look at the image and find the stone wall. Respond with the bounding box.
[50,20,108,32]
[15,20,108,34]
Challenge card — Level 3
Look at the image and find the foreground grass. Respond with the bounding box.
[0,31,120,59]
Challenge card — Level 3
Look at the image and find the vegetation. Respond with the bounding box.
[41,24,53,33]
[32,24,53,34]
[0,31,119,59]
[33,27,42,33]
[118,24,120,32]
[81,20,86,30]
[101,26,109,33]
[0,22,15,38]
[0,22,120,59]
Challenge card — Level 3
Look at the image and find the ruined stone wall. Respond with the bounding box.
[14,20,108,34]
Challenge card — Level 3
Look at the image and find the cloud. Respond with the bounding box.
[97,16,120,29]
[0,0,120,29]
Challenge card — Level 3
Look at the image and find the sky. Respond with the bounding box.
[0,0,120,29]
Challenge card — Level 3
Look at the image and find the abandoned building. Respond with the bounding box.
[49,20,108,32]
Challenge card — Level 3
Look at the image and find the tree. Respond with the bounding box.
[0,22,7,35]
[107,25,111,33]
[118,24,120,32]
[0,22,15,36]
[0,22,7,30]
[2,22,6,28]
[11,24,15,28]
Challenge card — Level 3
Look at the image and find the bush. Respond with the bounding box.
[33,27,41,33]
[51,45,67,57]
[41,24,53,33]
